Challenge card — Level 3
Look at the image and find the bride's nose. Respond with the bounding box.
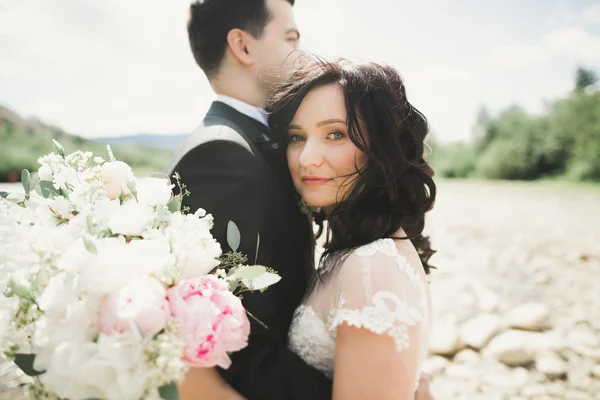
[298,138,324,169]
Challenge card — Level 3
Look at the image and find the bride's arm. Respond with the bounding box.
[328,244,429,400]
[179,367,246,400]
[332,323,422,400]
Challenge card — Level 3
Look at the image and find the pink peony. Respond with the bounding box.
[99,275,170,336]
[167,275,250,369]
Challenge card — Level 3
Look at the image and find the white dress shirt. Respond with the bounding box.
[215,94,269,127]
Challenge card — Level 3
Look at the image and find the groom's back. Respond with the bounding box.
[168,100,313,333]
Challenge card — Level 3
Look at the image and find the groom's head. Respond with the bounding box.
[188,0,300,98]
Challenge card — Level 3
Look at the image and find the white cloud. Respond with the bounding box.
[582,3,600,23]
[545,26,600,63]
[0,0,213,137]
[0,0,595,145]
[489,26,600,70]
[488,45,550,69]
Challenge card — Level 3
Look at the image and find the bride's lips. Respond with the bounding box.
[301,175,331,186]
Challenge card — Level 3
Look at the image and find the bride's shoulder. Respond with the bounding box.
[337,238,427,287]
[343,238,407,271]
[353,238,399,258]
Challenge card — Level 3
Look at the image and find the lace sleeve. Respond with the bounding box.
[327,239,428,352]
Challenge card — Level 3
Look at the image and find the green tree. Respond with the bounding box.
[575,67,598,91]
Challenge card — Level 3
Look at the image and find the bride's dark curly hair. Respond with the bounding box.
[267,59,437,273]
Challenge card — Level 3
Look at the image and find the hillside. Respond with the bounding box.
[93,133,188,150]
[0,105,175,181]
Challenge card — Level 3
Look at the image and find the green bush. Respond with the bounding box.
[430,142,477,178]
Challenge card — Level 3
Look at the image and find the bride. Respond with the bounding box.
[180,59,436,399]
[268,59,436,399]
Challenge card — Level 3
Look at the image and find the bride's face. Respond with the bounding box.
[286,83,367,211]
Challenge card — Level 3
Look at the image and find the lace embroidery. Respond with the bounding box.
[288,305,335,377]
[328,239,428,352]
[329,291,423,351]
[288,238,431,384]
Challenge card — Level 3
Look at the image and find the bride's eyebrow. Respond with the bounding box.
[288,124,302,130]
[317,119,345,127]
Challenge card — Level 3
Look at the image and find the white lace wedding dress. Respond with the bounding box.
[288,238,431,393]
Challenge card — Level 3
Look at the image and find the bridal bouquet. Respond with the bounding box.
[0,141,279,400]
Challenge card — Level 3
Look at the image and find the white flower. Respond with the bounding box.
[38,164,53,181]
[36,333,147,400]
[127,234,176,277]
[47,197,71,218]
[164,212,222,278]
[101,161,134,200]
[78,237,142,295]
[107,203,154,236]
[179,241,222,278]
[136,177,174,207]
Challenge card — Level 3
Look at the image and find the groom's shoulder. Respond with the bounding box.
[167,115,255,175]
[187,114,253,153]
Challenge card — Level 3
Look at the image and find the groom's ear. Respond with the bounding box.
[226,28,253,67]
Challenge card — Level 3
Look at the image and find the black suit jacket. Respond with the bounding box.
[168,102,332,400]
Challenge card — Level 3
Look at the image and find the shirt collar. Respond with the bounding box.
[215,94,269,127]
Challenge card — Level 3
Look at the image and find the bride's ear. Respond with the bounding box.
[226,28,253,67]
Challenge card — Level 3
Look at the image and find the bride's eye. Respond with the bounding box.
[288,134,305,143]
[327,131,345,140]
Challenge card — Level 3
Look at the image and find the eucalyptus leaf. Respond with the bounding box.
[151,173,171,181]
[52,139,65,158]
[6,192,26,203]
[254,232,260,265]
[227,220,241,252]
[21,170,31,196]
[159,382,179,400]
[167,196,182,213]
[126,179,138,202]
[30,172,41,188]
[86,215,95,235]
[39,180,58,199]
[14,353,44,377]
[234,265,267,279]
[83,236,98,254]
[243,272,282,291]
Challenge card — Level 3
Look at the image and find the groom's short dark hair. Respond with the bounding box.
[188,0,295,79]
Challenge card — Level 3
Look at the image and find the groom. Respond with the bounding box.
[168,0,434,399]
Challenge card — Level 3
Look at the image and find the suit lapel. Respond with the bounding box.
[206,102,294,193]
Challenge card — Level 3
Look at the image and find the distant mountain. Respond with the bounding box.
[93,133,188,150]
[0,104,174,181]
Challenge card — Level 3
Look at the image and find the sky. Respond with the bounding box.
[0,0,599,143]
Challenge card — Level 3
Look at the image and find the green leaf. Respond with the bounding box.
[52,139,65,158]
[30,172,41,189]
[254,232,260,265]
[21,170,31,196]
[39,180,58,199]
[227,220,241,252]
[234,265,267,279]
[151,173,171,180]
[242,272,281,291]
[86,215,95,235]
[0,191,8,199]
[83,236,97,254]
[14,353,44,377]
[167,196,182,213]
[126,179,138,202]
[159,382,179,400]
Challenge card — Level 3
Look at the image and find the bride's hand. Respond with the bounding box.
[178,367,246,400]
[414,372,435,400]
